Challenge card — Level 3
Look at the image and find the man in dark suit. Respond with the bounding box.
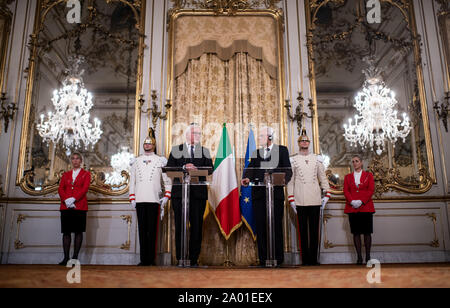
[166,123,214,266]
[241,126,292,267]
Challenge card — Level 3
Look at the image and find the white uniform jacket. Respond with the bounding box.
[287,153,330,206]
[129,153,172,203]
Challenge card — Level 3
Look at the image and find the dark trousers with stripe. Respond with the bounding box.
[172,198,206,264]
[254,198,285,265]
[136,203,160,265]
[297,205,321,265]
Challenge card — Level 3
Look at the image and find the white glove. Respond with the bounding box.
[351,200,363,209]
[65,197,76,208]
[290,201,297,214]
[130,200,136,207]
[159,197,169,220]
[321,196,329,209]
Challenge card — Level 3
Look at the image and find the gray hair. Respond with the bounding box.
[185,123,202,136]
[259,126,276,141]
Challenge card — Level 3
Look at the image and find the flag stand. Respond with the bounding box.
[223,238,234,267]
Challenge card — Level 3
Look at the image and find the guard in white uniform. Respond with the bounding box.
[129,129,172,266]
[287,129,330,266]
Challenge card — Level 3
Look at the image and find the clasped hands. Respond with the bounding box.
[184,163,197,171]
[64,197,76,209]
[351,200,363,209]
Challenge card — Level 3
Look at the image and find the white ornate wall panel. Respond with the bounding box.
[1,203,138,264]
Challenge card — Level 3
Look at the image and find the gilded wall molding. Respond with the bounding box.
[15,0,147,196]
[170,0,282,15]
[305,0,436,197]
[13,212,133,250]
[323,212,440,249]
[165,8,287,155]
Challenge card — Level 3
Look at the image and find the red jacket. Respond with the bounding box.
[343,170,375,214]
[58,169,91,211]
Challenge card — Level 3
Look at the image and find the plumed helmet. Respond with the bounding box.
[298,128,310,142]
[143,128,156,145]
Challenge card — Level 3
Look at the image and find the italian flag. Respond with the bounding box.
[209,124,242,239]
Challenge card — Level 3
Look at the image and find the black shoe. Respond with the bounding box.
[356,256,363,265]
[58,258,69,266]
[365,255,371,264]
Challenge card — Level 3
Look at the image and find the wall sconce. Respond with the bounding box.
[138,90,172,129]
[284,91,314,135]
[0,92,18,133]
[433,92,449,132]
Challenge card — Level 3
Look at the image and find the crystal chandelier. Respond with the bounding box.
[343,58,411,155]
[105,147,134,186]
[36,56,102,152]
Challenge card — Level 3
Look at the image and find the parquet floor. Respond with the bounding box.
[0,263,449,288]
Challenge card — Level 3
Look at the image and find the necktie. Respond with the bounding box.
[190,145,195,161]
[265,148,270,160]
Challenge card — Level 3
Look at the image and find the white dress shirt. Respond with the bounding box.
[354,170,362,187]
[72,168,81,183]
[264,144,274,159]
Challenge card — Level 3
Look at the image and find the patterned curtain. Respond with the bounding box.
[171,52,280,265]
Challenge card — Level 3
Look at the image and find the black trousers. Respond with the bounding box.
[136,203,160,265]
[254,198,285,265]
[297,206,321,265]
[172,197,206,264]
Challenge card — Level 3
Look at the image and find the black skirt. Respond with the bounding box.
[348,213,374,235]
[60,210,87,233]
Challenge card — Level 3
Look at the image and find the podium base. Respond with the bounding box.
[178,259,191,267]
[265,259,278,267]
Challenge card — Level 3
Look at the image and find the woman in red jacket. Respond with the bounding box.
[58,152,91,265]
[344,155,375,265]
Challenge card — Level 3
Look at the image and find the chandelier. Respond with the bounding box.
[343,58,411,155]
[105,147,134,186]
[36,56,102,152]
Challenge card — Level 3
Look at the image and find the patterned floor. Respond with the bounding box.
[0,263,449,288]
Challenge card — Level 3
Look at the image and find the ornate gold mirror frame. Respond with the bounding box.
[16,0,146,196]
[435,1,449,109]
[0,1,12,103]
[305,0,436,196]
[165,0,287,155]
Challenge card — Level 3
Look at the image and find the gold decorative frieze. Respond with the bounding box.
[170,0,281,14]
